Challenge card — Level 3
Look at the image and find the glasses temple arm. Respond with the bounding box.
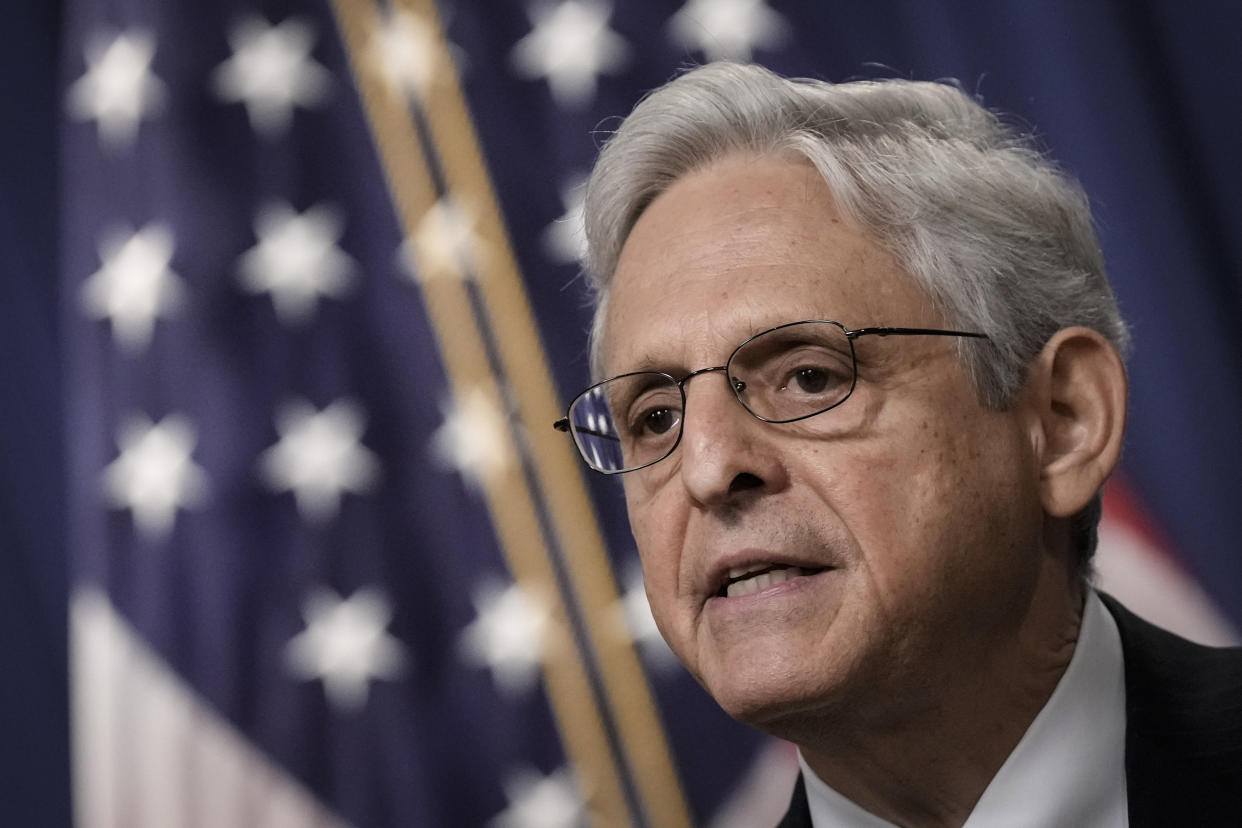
[552,418,621,442]
[848,327,989,339]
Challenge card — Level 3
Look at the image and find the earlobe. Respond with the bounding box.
[1030,327,1127,517]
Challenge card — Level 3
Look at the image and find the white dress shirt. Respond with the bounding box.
[801,591,1129,826]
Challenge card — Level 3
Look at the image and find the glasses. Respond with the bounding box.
[554,320,988,474]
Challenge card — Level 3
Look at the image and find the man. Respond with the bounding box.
[554,63,1242,825]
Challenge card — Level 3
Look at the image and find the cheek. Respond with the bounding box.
[831,417,1034,606]
[624,480,665,556]
[625,482,688,618]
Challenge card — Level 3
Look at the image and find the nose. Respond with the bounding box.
[677,370,788,509]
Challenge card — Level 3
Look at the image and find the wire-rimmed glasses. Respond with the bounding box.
[554,320,988,474]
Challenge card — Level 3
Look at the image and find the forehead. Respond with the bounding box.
[601,153,928,374]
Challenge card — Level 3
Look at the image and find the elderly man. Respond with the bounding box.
[554,63,1242,825]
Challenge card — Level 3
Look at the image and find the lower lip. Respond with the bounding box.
[704,568,838,620]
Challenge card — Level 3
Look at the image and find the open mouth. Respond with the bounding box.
[718,563,829,598]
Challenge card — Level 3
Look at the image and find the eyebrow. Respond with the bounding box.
[610,320,779,377]
[613,354,685,377]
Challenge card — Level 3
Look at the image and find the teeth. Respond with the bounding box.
[728,563,769,579]
[726,565,804,598]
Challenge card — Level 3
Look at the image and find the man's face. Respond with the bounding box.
[602,153,1048,732]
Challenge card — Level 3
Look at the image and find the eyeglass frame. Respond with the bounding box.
[553,319,990,475]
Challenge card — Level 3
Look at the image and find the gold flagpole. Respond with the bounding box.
[328,2,692,826]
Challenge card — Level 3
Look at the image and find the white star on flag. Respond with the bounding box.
[101,413,210,539]
[285,587,408,712]
[237,201,356,324]
[431,386,513,489]
[459,580,551,696]
[80,222,183,354]
[542,174,588,265]
[511,0,630,108]
[613,562,679,672]
[65,29,166,150]
[668,0,791,62]
[212,15,331,137]
[257,398,381,523]
[368,8,445,100]
[489,767,584,828]
[402,198,488,284]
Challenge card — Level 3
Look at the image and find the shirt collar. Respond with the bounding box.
[800,591,1128,827]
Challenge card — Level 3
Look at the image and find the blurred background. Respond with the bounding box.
[3,0,1239,825]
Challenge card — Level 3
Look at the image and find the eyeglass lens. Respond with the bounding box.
[568,321,857,473]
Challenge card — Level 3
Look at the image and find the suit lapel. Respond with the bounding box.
[1100,593,1242,826]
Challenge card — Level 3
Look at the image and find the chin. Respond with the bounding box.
[705,671,839,732]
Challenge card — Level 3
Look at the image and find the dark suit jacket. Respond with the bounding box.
[777,595,1242,827]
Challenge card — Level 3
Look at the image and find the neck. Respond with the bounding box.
[794,572,1086,827]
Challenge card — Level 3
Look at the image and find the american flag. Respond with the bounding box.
[55,1,1240,827]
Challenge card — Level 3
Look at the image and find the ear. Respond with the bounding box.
[1026,327,1127,517]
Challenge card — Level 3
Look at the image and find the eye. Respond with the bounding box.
[779,361,849,397]
[727,322,856,420]
[622,390,682,440]
[605,374,682,445]
[640,407,679,436]
[791,367,832,394]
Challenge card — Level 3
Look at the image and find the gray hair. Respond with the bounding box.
[582,62,1129,568]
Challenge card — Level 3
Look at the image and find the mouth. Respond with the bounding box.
[717,562,830,598]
